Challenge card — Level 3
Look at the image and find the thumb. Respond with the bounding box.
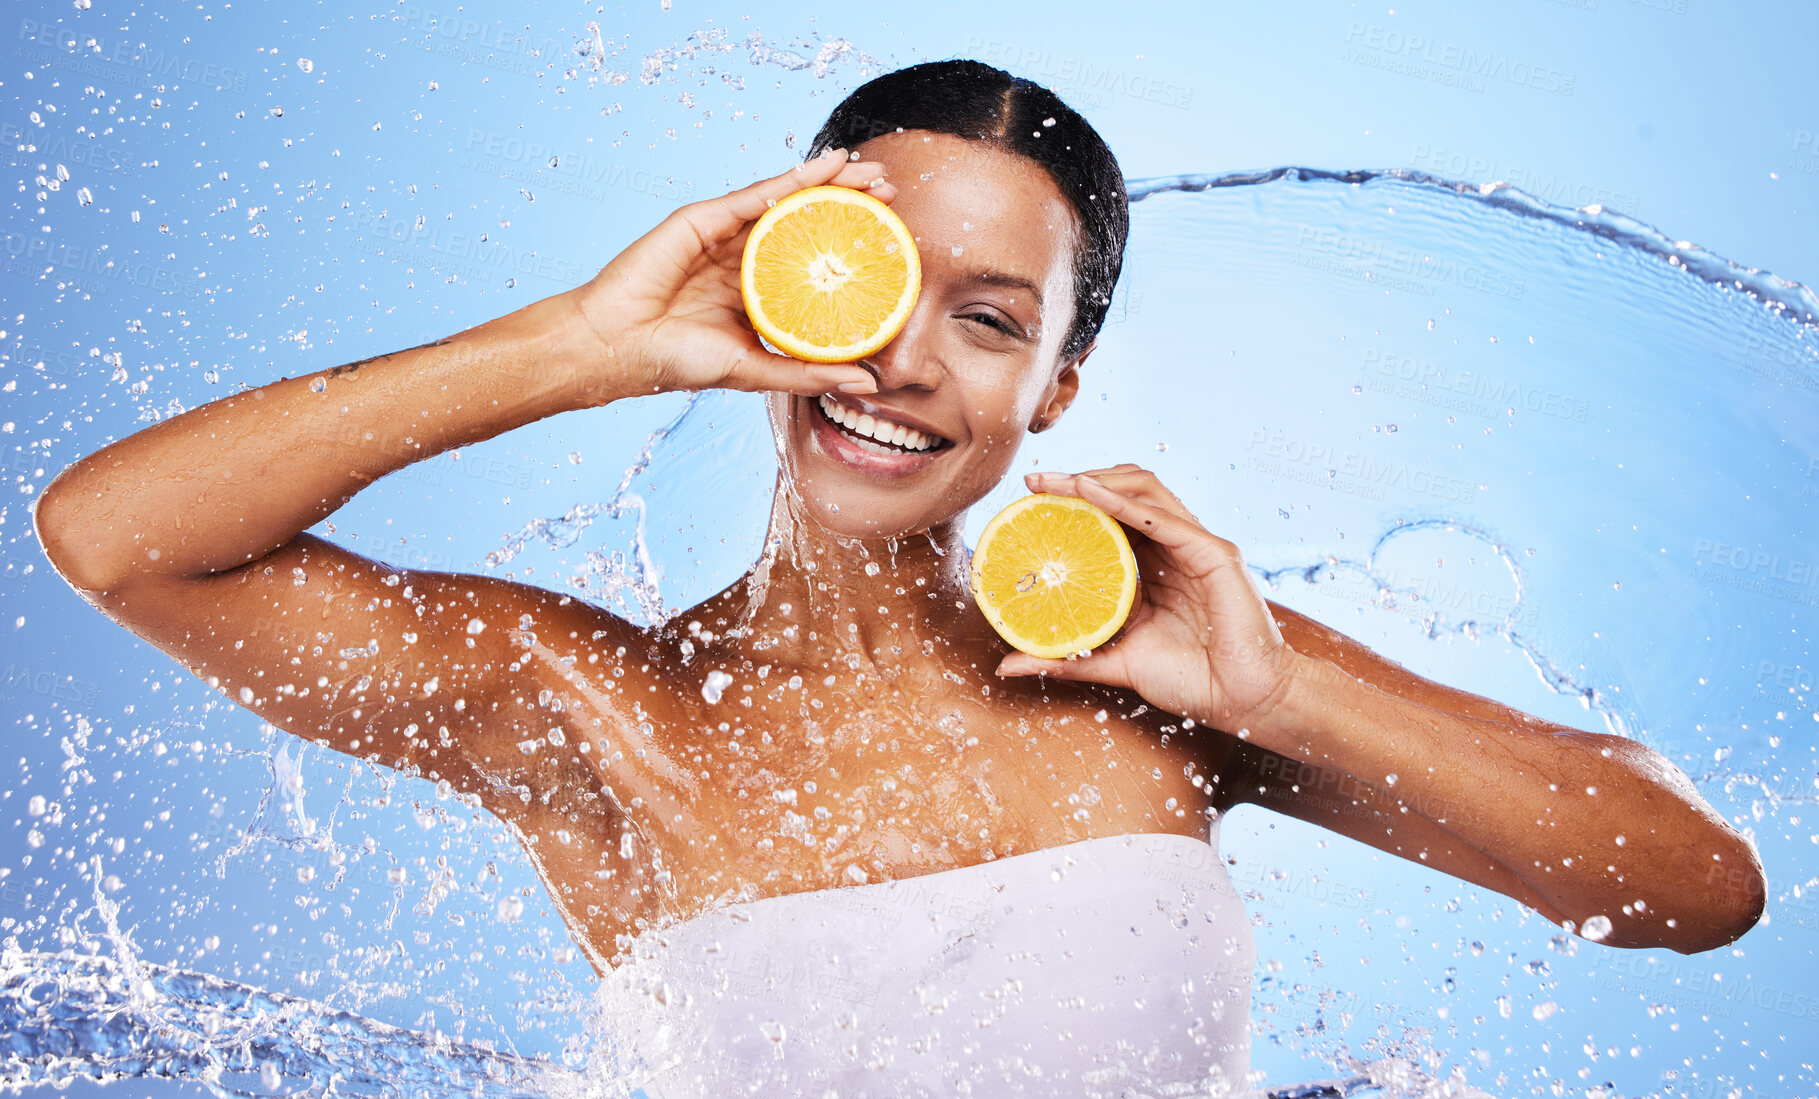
[995,648,1123,684]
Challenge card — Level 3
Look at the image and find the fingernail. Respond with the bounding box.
[836,378,877,395]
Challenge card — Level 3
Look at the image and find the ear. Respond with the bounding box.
[1029,341,1094,434]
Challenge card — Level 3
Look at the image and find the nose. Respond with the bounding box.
[858,310,941,392]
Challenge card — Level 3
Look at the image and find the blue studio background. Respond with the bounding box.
[3,1,1817,1096]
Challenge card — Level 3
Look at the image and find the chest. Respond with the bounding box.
[620,668,1230,897]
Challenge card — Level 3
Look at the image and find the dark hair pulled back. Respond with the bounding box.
[808,60,1128,361]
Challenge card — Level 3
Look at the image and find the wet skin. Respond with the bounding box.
[468,133,1234,955]
[35,136,1767,970]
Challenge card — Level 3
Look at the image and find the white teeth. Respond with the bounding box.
[816,395,943,453]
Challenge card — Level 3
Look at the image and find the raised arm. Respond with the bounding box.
[30,150,887,777]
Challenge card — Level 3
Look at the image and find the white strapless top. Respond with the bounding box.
[590,832,1257,1099]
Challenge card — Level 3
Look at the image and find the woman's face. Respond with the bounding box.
[766,130,1088,540]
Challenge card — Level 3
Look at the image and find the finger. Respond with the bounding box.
[1075,462,1146,478]
[1025,469,1195,521]
[1028,469,1159,498]
[723,346,878,397]
[826,160,898,202]
[1024,463,1142,488]
[681,151,890,246]
[1069,475,1220,552]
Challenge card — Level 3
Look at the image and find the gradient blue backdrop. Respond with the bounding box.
[4,1,1816,1095]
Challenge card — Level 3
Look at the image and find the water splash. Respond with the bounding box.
[1128,167,1819,330]
[0,947,575,1097]
[633,29,881,87]
[1251,517,1650,742]
[486,393,704,624]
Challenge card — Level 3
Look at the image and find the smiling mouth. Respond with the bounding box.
[815,394,951,456]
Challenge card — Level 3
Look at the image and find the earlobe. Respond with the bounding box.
[1029,343,1092,434]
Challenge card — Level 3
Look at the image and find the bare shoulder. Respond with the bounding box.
[76,532,658,789]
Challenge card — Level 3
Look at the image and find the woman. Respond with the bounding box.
[34,60,1764,1096]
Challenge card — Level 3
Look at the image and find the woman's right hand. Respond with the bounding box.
[562,147,892,405]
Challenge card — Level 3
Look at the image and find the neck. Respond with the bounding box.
[722,481,985,675]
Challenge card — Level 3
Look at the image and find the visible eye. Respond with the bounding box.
[961,310,1018,336]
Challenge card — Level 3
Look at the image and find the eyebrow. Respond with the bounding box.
[953,270,1044,312]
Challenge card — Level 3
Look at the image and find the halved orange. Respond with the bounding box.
[740,184,920,363]
[970,494,1140,660]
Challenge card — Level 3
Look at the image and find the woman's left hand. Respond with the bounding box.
[996,465,1303,734]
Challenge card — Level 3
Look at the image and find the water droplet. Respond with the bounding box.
[1042,117,1057,127]
[308,377,326,393]
[297,58,315,74]
[1531,1001,1558,1021]
[701,670,734,704]
[1383,773,1398,787]
[270,106,284,118]
[950,244,964,256]
[1580,914,1613,942]
[466,617,486,635]
[260,1062,283,1089]
[498,895,524,921]
[76,187,93,207]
